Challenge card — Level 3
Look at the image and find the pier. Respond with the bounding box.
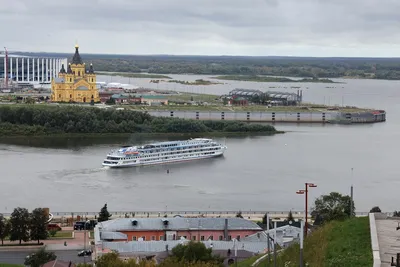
[148,110,386,124]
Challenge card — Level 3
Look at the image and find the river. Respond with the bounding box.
[1,74,400,213]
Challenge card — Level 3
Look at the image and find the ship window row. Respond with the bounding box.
[139,148,220,158]
[141,145,218,154]
[140,152,216,162]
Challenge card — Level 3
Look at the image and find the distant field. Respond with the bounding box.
[97,72,172,79]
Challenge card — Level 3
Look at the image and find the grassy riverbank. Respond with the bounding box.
[167,79,222,85]
[263,217,372,267]
[212,75,338,83]
[0,105,278,137]
[97,72,172,79]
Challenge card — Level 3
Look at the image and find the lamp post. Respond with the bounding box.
[83,220,90,264]
[296,183,317,236]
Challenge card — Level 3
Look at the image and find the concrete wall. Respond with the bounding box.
[148,110,334,123]
[369,213,381,267]
[147,110,386,124]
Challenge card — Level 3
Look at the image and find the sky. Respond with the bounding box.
[1,0,400,57]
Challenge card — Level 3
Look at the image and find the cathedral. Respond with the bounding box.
[51,45,99,103]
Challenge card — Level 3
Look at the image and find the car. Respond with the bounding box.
[47,223,62,231]
[78,250,92,257]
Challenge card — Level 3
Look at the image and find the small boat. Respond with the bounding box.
[102,138,227,168]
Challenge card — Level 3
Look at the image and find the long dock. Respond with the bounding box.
[148,110,386,124]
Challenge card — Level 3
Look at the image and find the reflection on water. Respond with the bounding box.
[0,133,270,149]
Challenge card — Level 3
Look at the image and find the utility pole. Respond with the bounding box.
[267,213,271,264]
[273,221,277,267]
[351,168,354,218]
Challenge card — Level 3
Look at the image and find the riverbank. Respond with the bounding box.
[96,72,172,79]
[0,105,279,137]
[211,75,339,83]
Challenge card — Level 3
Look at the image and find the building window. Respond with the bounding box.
[200,236,205,241]
[151,236,155,241]
[192,236,196,241]
[132,236,137,241]
[228,235,232,241]
[219,236,223,241]
[58,94,61,98]
[209,236,214,241]
[142,236,146,241]
[91,94,94,99]
[159,235,164,241]
[78,71,80,76]
[236,235,240,241]
[70,94,72,98]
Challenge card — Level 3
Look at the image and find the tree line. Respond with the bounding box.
[0,105,277,136]
[76,242,224,267]
[79,55,400,79]
[0,207,49,245]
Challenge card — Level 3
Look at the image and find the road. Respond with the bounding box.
[0,250,92,265]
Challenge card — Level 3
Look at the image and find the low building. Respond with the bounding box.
[96,217,262,242]
[140,95,168,105]
[94,218,273,266]
[243,224,302,248]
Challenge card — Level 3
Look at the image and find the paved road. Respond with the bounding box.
[0,250,92,265]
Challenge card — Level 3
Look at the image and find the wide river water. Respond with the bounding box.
[1,74,400,213]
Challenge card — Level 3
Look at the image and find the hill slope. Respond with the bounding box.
[262,217,372,267]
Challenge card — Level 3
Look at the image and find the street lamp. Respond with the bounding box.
[83,220,91,264]
[296,183,317,236]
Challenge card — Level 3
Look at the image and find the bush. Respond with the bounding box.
[370,206,381,213]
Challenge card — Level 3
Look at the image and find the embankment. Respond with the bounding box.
[148,110,386,124]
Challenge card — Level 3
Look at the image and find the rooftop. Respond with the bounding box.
[140,95,168,99]
[98,217,262,232]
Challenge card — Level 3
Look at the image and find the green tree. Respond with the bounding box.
[9,207,30,244]
[370,206,381,213]
[98,203,112,222]
[24,247,56,267]
[311,192,355,223]
[0,214,10,245]
[30,208,49,244]
[170,241,223,264]
[235,211,243,218]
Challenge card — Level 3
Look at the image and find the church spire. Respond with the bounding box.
[67,63,73,74]
[89,63,94,74]
[71,45,83,65]
[60,64,66,74]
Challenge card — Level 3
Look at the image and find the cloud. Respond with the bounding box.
[1,0,400,56]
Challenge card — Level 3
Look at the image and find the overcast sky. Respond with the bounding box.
[1,0,400,57]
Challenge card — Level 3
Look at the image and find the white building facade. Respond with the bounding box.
[1,54,67,84]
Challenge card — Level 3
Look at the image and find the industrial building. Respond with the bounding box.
[226,88,303,106]
[1,48,67,87]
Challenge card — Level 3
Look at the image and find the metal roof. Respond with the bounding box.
[54,77,65,84]
[101,231,128,240]
[98,217,262,232]
[229,88,263,97]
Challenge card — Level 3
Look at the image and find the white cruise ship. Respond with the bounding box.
[102,138,227,168]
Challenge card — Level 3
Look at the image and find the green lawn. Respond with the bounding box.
[0,264,24,267]
[238,254,266,267]
[50,231,73,239]
[261,217,372,267]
